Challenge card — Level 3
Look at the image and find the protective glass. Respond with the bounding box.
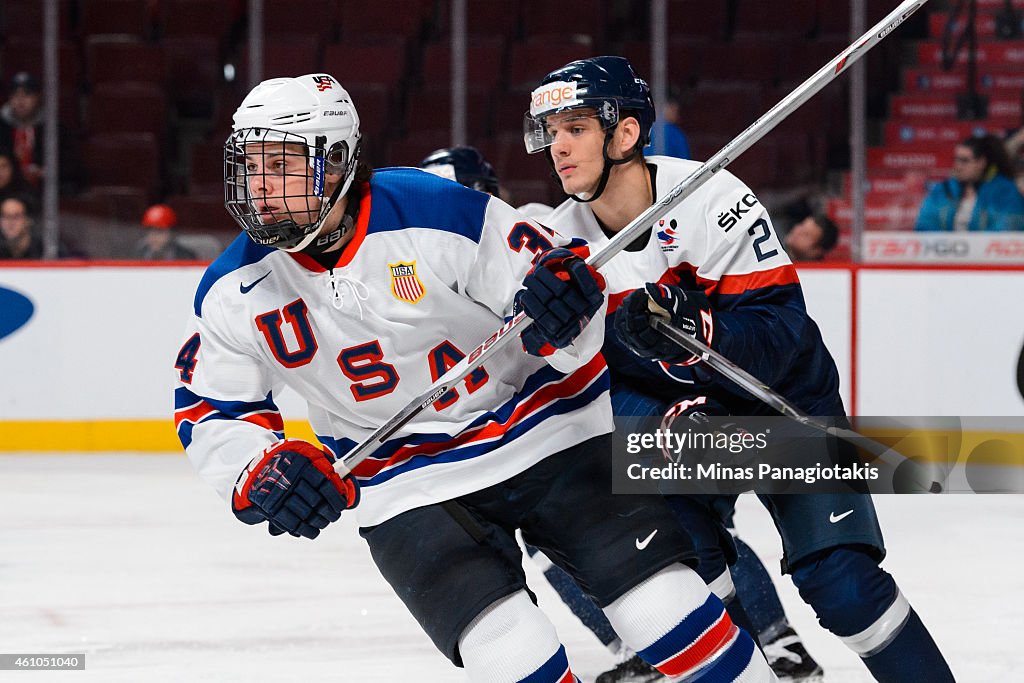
[523,100,619,154]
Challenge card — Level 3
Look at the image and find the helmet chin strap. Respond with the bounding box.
[280,174,352,254]
[569,131,642,204]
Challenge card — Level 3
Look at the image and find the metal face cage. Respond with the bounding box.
[224,128,333,250]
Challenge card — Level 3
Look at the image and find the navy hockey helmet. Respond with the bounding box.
[524,56,655,155]
[420,146,500,196]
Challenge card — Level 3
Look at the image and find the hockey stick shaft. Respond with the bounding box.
[335,0,930,475]
[650,317,943,493]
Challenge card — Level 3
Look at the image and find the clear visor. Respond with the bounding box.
[522,101,619,154]
[223,128,329,248]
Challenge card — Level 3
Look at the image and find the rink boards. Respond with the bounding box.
[1,262,1023,451]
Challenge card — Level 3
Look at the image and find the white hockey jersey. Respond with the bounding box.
[544,156,841,415]
[174,168,612,527]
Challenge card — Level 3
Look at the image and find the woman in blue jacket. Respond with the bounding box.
[915,134,1024,231]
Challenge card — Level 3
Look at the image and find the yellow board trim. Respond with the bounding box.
[0,420,317,452]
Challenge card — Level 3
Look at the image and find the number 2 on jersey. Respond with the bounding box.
[748,218,779,262]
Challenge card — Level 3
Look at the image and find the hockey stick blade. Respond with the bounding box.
[335,0,931,476]
[650,317,943,494]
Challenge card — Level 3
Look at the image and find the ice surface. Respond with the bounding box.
[1,454,1020,682]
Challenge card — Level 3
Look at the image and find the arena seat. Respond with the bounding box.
[506,38,596,89]
[79,0,154,39]
[734,0,818,39]
[86,83,168,143]
[323,39,409,89]
[340,0,433,40]
[159,0,237,39]
[85,35,165,87]
[412,84,492,139]
[264,0,339,44]
[82,133,161,199]
[422,37,506,89]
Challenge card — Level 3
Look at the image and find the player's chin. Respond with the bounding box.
[558,175,594,198]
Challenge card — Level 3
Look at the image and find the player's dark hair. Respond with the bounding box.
[352,160,374,187]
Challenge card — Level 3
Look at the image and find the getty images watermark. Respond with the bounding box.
[610,415,1024,495]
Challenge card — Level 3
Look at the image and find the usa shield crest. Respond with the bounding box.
[389,261,426,304]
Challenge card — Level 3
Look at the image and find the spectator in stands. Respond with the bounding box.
[914,134,1024,231]
[0,146,35,202]
[643,86,691,159]
[134,204,197,260]
[0,72,81,195]
[782,213,840,261]
[0,194,50,259]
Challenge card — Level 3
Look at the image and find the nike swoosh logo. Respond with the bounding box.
[636,529,658,550]
[830,510,854,524]
[240,271,271,294]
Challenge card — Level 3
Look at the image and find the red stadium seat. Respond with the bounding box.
[89,186,151,223]
[0,0,74,38]
[491,88,534,141]
[168,194,236,233]
[668,0,728,40]
[323,39,409,88]
[86,83,168,141]
[82,132,161,198]
[344,83,394,156]
[160,0,238,39]
[816,0,850,39]
[1,38,81,89]
[432,0,523,39]
[263,0,340,43]
[85,35,165,87]
[521,0,606,45]
[677,83,764,139]
[387,130,457,168]
[163,36,223,117]
[410,85,492,139]
[79,0,154,38]
[340,0,432,40]
[234,38,323,81]
[493,131,552,184]
[726,136,781,189]
[663,37,707,86]
[189,142,226,195]
[507,38,596,89]
[693,39,783,85]
[422,37,506,89]
[734,0,818,39]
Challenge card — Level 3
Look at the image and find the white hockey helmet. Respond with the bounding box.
[224,73,362,251]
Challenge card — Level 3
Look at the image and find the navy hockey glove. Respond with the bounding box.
[615,283,714,365]
[232,439,359,540]
[515,247,606,356]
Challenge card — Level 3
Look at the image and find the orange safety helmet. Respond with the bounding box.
[142,204,177,229]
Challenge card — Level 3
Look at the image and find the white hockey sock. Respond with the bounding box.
[602,564,776,682]
[458,591,577,682]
